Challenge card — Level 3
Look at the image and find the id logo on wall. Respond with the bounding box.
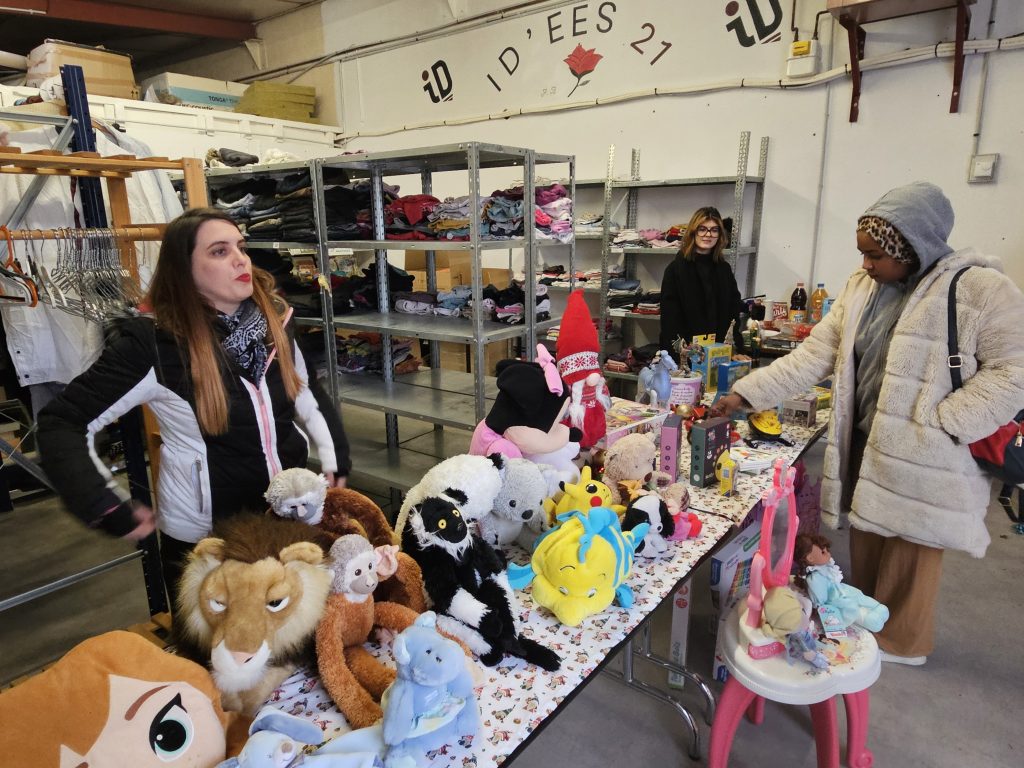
[725,0,784,47]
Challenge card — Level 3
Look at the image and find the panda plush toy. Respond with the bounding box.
[401,496,561,671]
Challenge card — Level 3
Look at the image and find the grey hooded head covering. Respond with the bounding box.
[852,182,956,436]
[859,181,954,277]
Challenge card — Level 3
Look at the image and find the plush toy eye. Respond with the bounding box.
[509,500,517,508]
[149,693,193,761]
[354,569,362,576]
[587,588,597,598]
[208,598,226,613]
[558,586,569,595]
[438,519,448,530]
[586,484,598,493]
[267,596,291,612]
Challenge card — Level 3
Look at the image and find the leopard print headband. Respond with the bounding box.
[857,216,917,265]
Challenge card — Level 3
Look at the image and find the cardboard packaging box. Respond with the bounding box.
[690,343,732,390]
[809,384,832,410]
[659,414,684,482]
[598,397,672,449]
[782,394,818,427]
[668,583,693,689]
[689,416,732,488]
[26,40,138,99]
[710,520,762,681]
[716,359,751,394]
[140,72,247,111]
[234,81,318,123]
[436,340,510,375]
[406,252,510,292]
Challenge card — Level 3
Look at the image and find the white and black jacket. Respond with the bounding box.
[37,316,350,543]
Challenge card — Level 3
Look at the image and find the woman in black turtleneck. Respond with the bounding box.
[658,205,745,353]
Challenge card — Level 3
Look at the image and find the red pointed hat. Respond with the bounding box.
[556,289,601,385]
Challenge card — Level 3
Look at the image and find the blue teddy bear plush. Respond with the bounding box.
[321,611,480,768]
[382,611,480,767]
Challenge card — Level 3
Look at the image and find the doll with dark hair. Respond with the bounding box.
[795,533,889,634]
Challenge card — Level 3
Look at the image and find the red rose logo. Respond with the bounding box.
[564,43,603,98]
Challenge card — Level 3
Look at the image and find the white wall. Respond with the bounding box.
[321,0,1024,303]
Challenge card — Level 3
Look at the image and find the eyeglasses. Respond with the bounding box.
[696,226,721,236]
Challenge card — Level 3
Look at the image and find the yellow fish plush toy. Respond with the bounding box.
[508,507,647,626]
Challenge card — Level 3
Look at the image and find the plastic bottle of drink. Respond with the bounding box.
[789,282,808,323]
[809,283,828,323]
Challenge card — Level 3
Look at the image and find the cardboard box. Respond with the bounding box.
[234,80,318,122]
[710,520,762,681]
[26,40,137,99]
[716,359,751,394]
[782,395,817,427]
[668,583,693,689]
[689,416,731,488]
[690,342,732,390]
[810,384,832,410]
[659,414,684,482]
[140,72,247,111]
[437,340,510,375]
[407,252,509,293]
[598,397,672,449]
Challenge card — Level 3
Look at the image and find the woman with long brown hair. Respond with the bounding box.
[37,208,350,595]
[658,206,745,353]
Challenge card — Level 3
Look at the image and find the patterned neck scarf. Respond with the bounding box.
[219,299,268,384]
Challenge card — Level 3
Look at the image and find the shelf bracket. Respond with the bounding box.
[839,17,867,123]
[950,0,972,114]
[835,0,973,123]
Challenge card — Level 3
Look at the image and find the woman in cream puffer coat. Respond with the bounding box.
[716,181,1024,662]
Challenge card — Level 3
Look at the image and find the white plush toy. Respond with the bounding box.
[395,453,506,538]
[264,467,329,525]
[477,458,550,550]
[621,493,674,558]
[525,442,580,497]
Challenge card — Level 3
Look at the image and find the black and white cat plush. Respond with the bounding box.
[401,495,561,671]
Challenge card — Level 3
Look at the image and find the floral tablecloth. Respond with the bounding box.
[683,411,829,524]
[269,514,734,767]
[267,411,827,766]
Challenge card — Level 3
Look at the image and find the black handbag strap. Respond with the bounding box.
[947,266,972,391]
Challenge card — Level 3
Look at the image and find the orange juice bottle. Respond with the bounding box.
[809,283,828,323]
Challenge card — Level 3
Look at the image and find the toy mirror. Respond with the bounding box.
[745,459,799,629]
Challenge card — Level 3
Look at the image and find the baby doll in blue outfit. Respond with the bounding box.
[795,533,890,634]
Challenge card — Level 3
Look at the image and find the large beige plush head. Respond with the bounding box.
[176,516,332,697]
[604,433,658,485]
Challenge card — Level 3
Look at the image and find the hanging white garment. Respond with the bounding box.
[0,124,182,387]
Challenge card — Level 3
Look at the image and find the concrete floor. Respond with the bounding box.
[2,407,1021,767]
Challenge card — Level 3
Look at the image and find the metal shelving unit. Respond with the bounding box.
[311,143,574,497]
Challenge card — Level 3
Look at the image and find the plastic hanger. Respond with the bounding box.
[0,226,39,307]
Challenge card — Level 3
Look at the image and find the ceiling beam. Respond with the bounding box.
[0,1,256,40]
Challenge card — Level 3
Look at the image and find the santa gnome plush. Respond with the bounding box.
[557,289,612,449]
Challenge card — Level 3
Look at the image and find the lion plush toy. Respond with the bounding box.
[174,516,333,715]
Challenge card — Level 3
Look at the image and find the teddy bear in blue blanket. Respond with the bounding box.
[315,611,480,768]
